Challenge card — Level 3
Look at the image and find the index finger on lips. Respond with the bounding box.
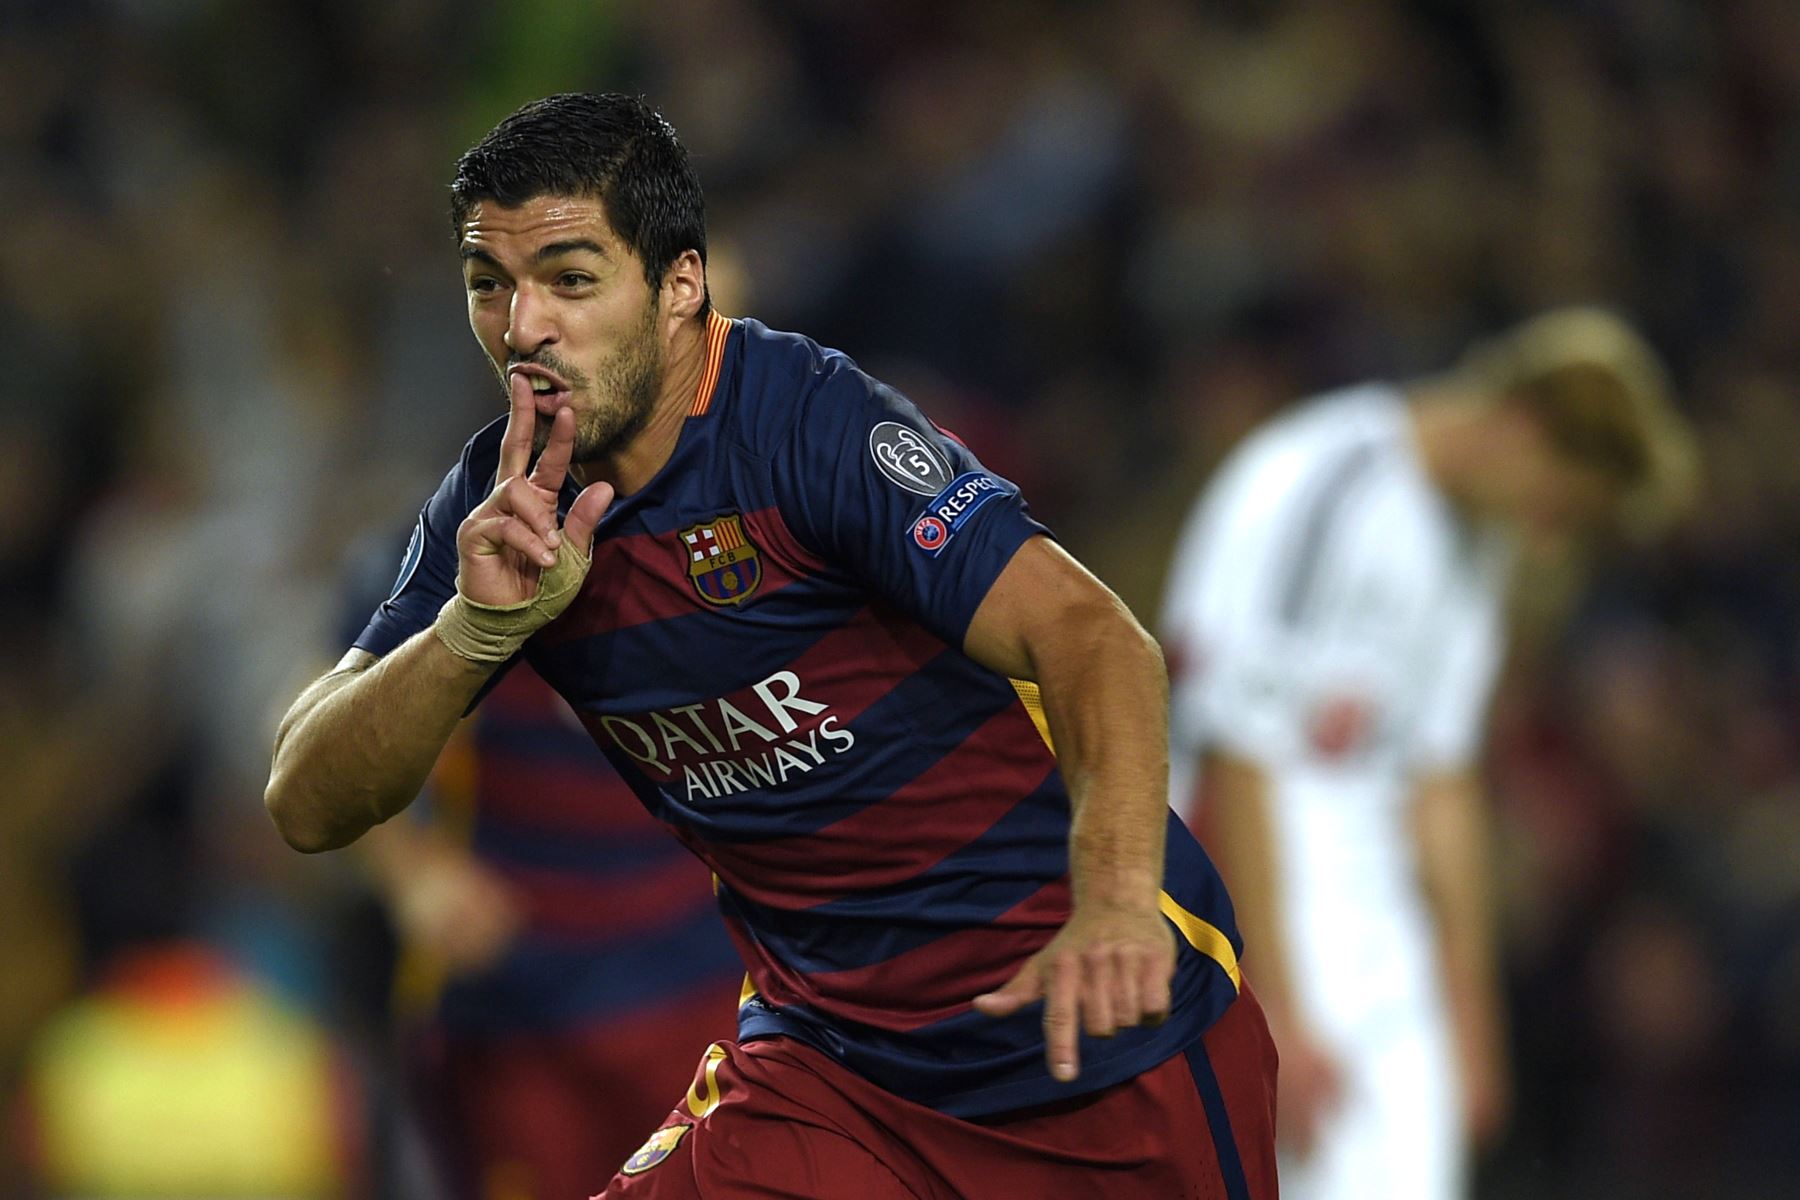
[529,404,575,493]
[498,370,537,482]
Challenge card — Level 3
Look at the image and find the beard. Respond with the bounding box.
[518,300,664,464]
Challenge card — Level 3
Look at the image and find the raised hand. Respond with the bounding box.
[455,372,613,610]
[972,903,1177,1082]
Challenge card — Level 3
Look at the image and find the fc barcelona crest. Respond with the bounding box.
[621,1123,691,1175]
[681,514,762,606]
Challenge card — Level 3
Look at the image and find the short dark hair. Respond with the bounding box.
[450,93,709,312]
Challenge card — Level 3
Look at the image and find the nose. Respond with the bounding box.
[503,286,558,356]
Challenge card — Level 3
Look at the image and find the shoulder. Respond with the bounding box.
[1218,385,1412,512]
[722,317,902,456]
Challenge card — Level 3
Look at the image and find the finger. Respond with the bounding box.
[563,480,616,555]
[1114,947,1144,1028]
[1082,951,1118,1038]
[493,476,561,546]
[466,515,557,569]
[1140,944,1173,1025]
[971,961,1044,1018]
[529,404,575,493]
[499,370,538,482]
[1043,950,1080,1082]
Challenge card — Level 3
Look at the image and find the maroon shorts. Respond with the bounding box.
[413,985,738,1200]
[598,986,1277,1199]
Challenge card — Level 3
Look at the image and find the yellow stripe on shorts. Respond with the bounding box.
[1160,890,1242,990]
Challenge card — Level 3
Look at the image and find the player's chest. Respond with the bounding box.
[534,497,863,706]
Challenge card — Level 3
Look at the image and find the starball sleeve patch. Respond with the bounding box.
[869,420,954,495]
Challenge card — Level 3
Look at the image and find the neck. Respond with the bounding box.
[573,314,710,495]
[1404,380,1492,519]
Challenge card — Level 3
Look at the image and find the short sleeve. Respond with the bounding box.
[1161,462,1316,767]
[1162,448,1408,771]
[774,364,1050,646]
[351,428,496,659]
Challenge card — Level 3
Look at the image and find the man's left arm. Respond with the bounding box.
[966,534,1177,1083]
[1412,767,1511,1149]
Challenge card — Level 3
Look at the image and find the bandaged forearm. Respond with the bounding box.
[433,539,590,663]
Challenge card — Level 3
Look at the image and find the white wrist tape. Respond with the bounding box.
[433,538,590,663]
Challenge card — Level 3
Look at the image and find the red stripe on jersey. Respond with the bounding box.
[506,856,719,939]
[710,703,1055,907]
[475,758,656,836]
[535,504,819,646]
[735,878,1071,1032]
[573,603,948,786]
[739,504,827,578]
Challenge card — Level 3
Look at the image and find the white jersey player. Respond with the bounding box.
[1160,310,1698,1200]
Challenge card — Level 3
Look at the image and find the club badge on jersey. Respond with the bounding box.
[620,1124,690,1176]
[683,514,762,606]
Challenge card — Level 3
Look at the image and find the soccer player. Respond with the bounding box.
[1159,309,1697,1200]
[265,93,1275,1197]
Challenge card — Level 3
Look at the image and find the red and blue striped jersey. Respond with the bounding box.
[355,313,1243,1117]
[425,665,742,1035]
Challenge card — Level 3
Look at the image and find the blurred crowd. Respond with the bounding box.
[2,0,1797,1196]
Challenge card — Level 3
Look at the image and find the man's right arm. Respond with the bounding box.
[268,381,613,854]
[265,640,497,853]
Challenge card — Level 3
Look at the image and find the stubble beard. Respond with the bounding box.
[524,302,665,464]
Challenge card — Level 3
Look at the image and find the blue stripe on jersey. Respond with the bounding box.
[438,901,738,1033]
[738,919,1238,1117]
[470,822,694,876]
[532,586,864,716]
[471,716,612,765]
[712,772,1065,973]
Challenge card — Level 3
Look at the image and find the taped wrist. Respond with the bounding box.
[433,538,591,663]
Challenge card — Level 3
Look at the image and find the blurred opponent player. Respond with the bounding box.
[1159,310,1697,1200]
[344,535,741,1200]
[266,93,1276,1197]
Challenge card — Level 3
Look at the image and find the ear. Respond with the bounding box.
[660,249,707,322]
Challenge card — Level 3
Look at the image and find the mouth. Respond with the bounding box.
[508,365,573,416]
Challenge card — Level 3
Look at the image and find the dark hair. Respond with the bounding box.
[450,93,709,312]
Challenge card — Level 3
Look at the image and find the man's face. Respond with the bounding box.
[460,194,663,463]
[1482,411,1623,540]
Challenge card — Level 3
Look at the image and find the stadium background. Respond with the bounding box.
[2,0,1797,1196]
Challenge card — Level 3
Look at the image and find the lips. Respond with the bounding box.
[509,365,572,416]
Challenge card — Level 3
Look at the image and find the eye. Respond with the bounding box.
[556,271,594,289]
[467,275,504,296]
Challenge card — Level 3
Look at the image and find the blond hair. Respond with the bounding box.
[1459,307,1700,540]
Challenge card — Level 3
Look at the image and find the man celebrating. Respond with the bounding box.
[266,93,1274,1198]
